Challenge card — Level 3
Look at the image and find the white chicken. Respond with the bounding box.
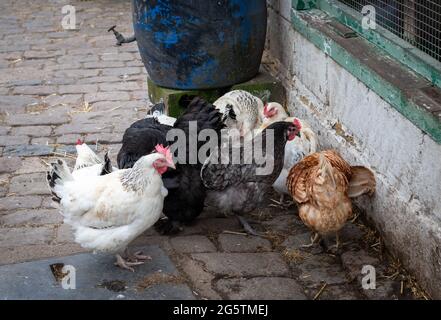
[72,139,117,179]
[213,90,264,140]
[47,144,175,272]
[259,102,318,205]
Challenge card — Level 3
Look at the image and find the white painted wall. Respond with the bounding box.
[266,0,441,297]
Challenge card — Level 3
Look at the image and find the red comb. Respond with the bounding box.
[293,118,302,130]
[76,138,83,145]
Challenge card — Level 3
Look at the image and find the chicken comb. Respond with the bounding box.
[155,144,173,162]
[76,138,83,145]
[293,118,302,131]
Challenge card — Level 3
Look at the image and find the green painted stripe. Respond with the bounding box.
[315,0,441,89]
[290,9,441,144]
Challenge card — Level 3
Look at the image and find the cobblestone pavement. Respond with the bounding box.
[0,0,415,300]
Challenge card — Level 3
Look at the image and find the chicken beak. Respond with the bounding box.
[167,159,176,170]
[296,131,301,137]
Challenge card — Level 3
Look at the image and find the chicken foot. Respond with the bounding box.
[114,254,145,272]
[114,249,152,272]
[236,215,262,237]
[301,232,320,248]
[269,195,294,209]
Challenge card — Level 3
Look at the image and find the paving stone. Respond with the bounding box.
[216,277,307,300]
[170,235,217,253]
[41,197,58,209]
[58,84,98,94]
[0,95,37,107]
[100,52,134,61]
[54,69,100,79]
[178,255,221,299]
[6,110,69,126]
[0,243,86,266]
[55,223,75,243]
[99,82,140,92]
[81,76,123,84]
[0,226,54,247]
[85,91,130,103]
[294,254,348,287]
[102,67,142,77]
[55,122,112,135]
[0,135,29,146]
[179,217,242,236]
[83,61,125,69]
[31,137,56,145]
[42,94,83,107]
[218,234,272,252]
[0,196,42,211]
[0,157,22,173]
[191,253,289,277]
[0,126,10,135]
[11,126,52,137]
[9,172,50,196]
[15,157,47,174]
[310,284,363,300]
[13,85,57,96]
[0,209,62,226]
[85,132,122,144]
[3,144,54,157]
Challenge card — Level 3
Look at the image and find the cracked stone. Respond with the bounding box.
[178,255,221,299]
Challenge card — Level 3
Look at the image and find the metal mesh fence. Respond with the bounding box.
[338,0,441,62]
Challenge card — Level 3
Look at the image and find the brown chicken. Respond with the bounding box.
[286,150,376,248]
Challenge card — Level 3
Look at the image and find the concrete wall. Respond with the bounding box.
[265,0,441,298]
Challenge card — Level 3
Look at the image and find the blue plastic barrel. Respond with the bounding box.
[132,0,267,89]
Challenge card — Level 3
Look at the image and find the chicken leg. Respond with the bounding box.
[236,215,262,237]
[302,232,320,248]
[114,249,151,272]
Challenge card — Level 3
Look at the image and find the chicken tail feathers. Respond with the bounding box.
[348,166,376,198]
[301,127,318,154]
[100,151,112,175]
[47,159,73,202]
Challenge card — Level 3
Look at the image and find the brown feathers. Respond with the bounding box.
[287,150,375,236]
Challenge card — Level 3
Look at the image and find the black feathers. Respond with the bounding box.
[116,97,225,234]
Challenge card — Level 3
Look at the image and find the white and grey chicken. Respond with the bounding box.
[72,139,117,179]
[213,90,264,141]
[47,145,175,272]
[259,103,318,206]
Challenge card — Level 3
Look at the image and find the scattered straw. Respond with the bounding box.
[313,283,327,300]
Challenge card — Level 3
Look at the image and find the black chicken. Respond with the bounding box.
[117,97,225,234]
[201,119,302,235]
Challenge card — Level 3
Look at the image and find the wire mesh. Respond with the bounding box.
[337,0,441,62]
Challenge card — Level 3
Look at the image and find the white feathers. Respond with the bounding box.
[49,153,167,254]
[214,90,264,140]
